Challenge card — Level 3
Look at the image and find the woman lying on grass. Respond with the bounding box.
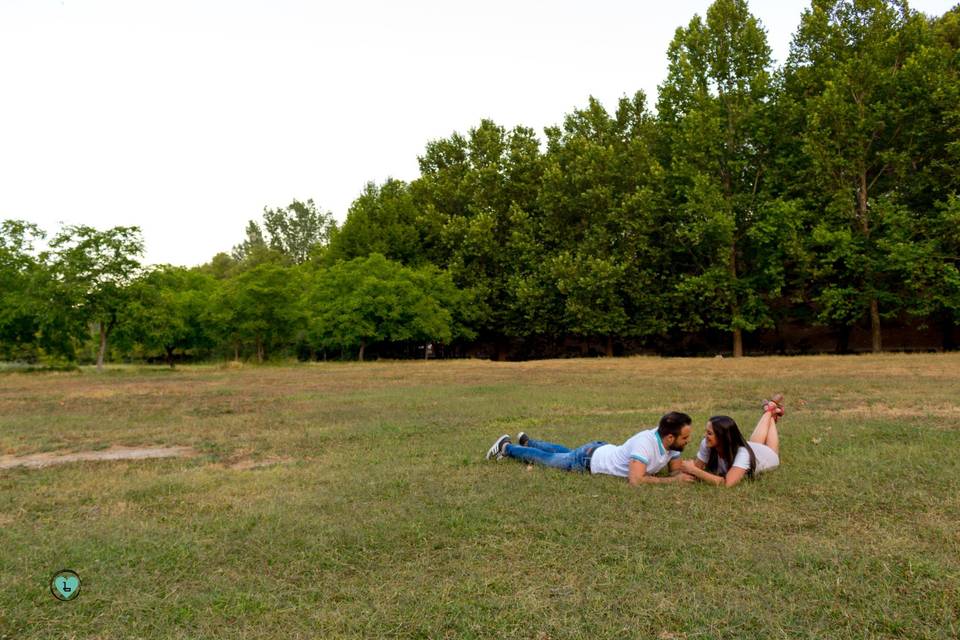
[679,394,784,487]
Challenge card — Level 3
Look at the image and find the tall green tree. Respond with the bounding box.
[231,220,268,263]
[411,120,544,354]
[262,199,336,264]
[784,0,932,351]
[47,225,144,370]
[326,180,424,265]
[233,200,334,266]
[656,0,777,356]
[540,92,668,353]
[895,6,960,347]
[0,220,46,360]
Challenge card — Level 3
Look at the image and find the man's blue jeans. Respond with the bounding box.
[503,437,607,472]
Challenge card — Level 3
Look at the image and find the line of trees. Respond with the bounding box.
[0,207,473,367]
[2,0,958,365]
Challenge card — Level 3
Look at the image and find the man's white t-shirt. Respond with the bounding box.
[589,428,681,478]
[695,438,779,474]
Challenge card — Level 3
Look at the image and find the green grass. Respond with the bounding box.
[1,355,959,639]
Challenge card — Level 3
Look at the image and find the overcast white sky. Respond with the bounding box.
[1,0,955,267]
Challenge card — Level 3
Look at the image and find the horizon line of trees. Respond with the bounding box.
[2,0,958,366]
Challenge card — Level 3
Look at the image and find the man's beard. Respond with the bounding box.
[668,443,686,452]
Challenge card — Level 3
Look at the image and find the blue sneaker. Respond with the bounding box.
[486,434,511,460]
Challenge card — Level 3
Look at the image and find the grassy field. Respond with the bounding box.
[1,355,959,639]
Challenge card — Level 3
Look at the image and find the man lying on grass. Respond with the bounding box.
[485,411,694,485]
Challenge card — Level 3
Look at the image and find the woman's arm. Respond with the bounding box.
[722,467,747,487]
[679,460,748,487]
[679,460,723,486]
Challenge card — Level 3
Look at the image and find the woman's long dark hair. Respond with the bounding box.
[706,415,756,478]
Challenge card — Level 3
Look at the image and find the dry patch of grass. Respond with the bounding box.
[835,403,960,421]
[0,445,198,469]
[211,448,295,471]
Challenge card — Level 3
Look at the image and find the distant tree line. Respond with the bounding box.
[2,0,958,365]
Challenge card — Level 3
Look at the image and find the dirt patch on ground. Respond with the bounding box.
[0,445,198,470]
[212,448,293,470]
[220,456,293,471]
[0,444,294,471]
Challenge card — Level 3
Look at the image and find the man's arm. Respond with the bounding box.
[679,460,723,486]
[628,459,693,485]
[668,457,684,475]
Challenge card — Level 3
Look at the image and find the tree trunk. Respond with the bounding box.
[857,171,870,234]
[835,325,851,354]
[942,314,957,352]
[858,170,882,354]
[234,343,240,361]
[605,336,614,358]
[96,322,107,372]
[869,298,882,353]
[165,346,176,369]
[728,240,743,358]
[256,337,264,363]
[358,340,366,362]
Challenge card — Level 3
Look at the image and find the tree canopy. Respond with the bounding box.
[2,0,958,364]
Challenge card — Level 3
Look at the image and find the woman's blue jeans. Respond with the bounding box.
[503,438,607,472]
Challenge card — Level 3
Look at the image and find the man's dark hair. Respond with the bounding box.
[657,411,692,438]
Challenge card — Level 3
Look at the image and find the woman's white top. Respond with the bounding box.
[695,438,779,475]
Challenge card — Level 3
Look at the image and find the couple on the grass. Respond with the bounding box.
[485,394,785,488]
